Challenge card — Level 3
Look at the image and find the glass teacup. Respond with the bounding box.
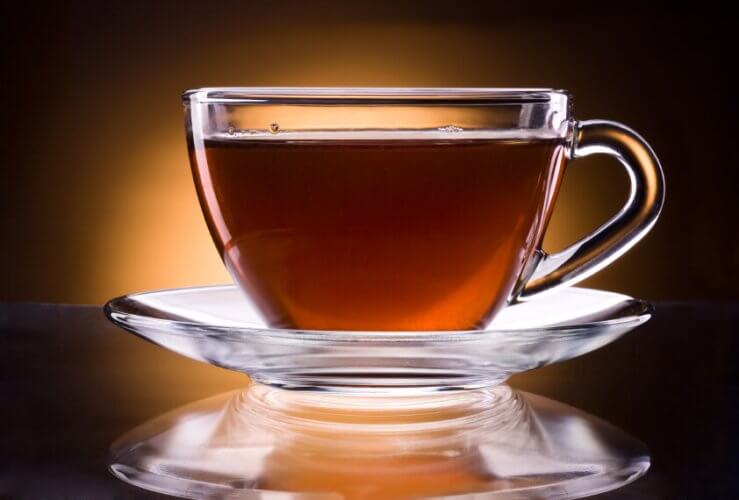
[184,88,663,330]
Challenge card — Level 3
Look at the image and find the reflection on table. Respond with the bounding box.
[111,382,648,499]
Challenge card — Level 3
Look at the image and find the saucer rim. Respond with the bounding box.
[104,285,652,342]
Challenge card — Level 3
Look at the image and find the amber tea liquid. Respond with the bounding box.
[190,133,566,330]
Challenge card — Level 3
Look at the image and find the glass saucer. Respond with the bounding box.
[104,286,651,393]
[109,382,650,499]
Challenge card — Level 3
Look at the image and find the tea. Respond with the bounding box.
[190,134,566,330]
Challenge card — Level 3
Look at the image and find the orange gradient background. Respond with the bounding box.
[1,2,737,304]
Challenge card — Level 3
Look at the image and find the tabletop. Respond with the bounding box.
[0,301,736,499]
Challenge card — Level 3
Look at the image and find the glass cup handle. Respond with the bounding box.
[519,120,665,300]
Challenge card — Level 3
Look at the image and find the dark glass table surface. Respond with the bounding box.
[1,301,736,499]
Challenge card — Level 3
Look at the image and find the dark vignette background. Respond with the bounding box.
[0,3,738,500]
[1,1,737,304]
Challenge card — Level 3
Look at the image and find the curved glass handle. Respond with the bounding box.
[519,120,665,300]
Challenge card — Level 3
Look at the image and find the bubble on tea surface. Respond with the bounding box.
[227,127,235,136]
[269,122,280,134]
[438,125,464,133]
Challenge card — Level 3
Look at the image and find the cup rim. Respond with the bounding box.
[182,87,570,104]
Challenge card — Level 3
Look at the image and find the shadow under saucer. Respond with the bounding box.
[109,382,649,499]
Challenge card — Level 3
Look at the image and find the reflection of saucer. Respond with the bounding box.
[110,382,649,499]
[105,286,650,392]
